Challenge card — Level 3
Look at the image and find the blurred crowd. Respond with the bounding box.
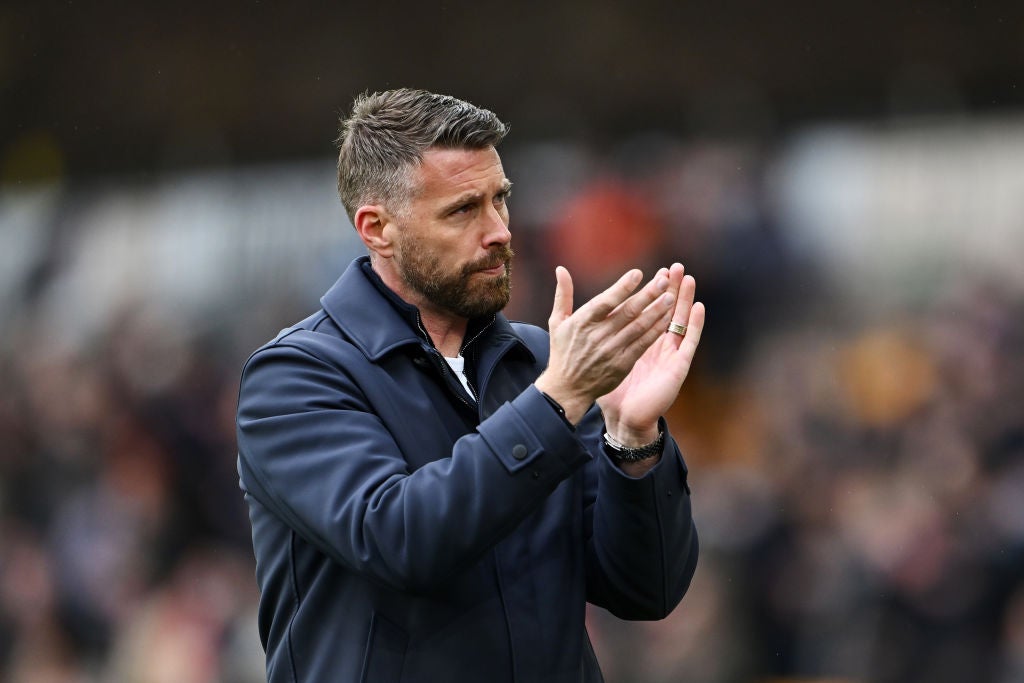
[1,130,1022,683]
[0,305,262,682]
[590,276,1024,683]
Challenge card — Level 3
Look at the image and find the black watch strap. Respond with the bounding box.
[603,430,665,462]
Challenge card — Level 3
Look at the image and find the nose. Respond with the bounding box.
[483,205,511,247]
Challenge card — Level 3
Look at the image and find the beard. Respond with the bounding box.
[394,237,514,319]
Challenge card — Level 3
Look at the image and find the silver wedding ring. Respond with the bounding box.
[667,321,688,337]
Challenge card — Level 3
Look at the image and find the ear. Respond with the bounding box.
[353,204,396,258]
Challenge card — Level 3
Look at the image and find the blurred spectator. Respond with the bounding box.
[0,130,1021,682]
[544,176,665,298]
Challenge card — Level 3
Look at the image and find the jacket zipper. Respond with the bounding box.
[414,313,490,410]
[458,314,495,404]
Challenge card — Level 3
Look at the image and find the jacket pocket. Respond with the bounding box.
[360,612,408,683]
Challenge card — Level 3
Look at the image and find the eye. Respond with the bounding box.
[451,203,474,215]
[494,188,512,205]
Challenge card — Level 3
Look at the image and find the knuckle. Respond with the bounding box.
[620,302,641,320]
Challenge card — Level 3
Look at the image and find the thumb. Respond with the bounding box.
[548,266,574,330]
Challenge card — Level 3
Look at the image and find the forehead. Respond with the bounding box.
[411,146,506,199]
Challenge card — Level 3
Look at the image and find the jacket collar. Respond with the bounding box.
[320,256,533,363]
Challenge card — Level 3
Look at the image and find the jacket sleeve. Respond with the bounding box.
[581,412,699,620]
[236,336,592,594]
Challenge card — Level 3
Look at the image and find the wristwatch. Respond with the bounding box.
[602,430,665,462]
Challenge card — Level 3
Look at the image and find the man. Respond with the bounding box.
[236,88,705,682]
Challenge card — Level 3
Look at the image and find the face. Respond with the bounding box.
[385,146,514,321]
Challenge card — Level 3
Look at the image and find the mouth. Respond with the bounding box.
[467,247,514,278]
[478,263,506,276]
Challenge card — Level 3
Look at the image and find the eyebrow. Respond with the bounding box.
[439,180,513,215]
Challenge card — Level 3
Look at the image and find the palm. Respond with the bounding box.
[598,265,704,434]
[600,334,688,425]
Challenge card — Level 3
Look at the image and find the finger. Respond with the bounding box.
[675,300,706,359]
[576,268,644,322]
[668,273,696,335]
[606,267,669,319]
[612,266,678,347]
[667,262,685,300]
[548,266,574,330]
[610,272,669,331]
[611,288,676,353]
[592,268,671,335]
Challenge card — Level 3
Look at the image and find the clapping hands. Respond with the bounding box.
[535,262,705,451]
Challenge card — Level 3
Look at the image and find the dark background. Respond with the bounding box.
[4,1,1024,180]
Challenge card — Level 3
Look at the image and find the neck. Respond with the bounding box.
[419,313,467,357]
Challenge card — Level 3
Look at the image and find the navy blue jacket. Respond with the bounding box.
[236,257,698,682]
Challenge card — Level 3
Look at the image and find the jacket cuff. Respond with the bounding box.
[599,417,691,496]
[478,385,592,475]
